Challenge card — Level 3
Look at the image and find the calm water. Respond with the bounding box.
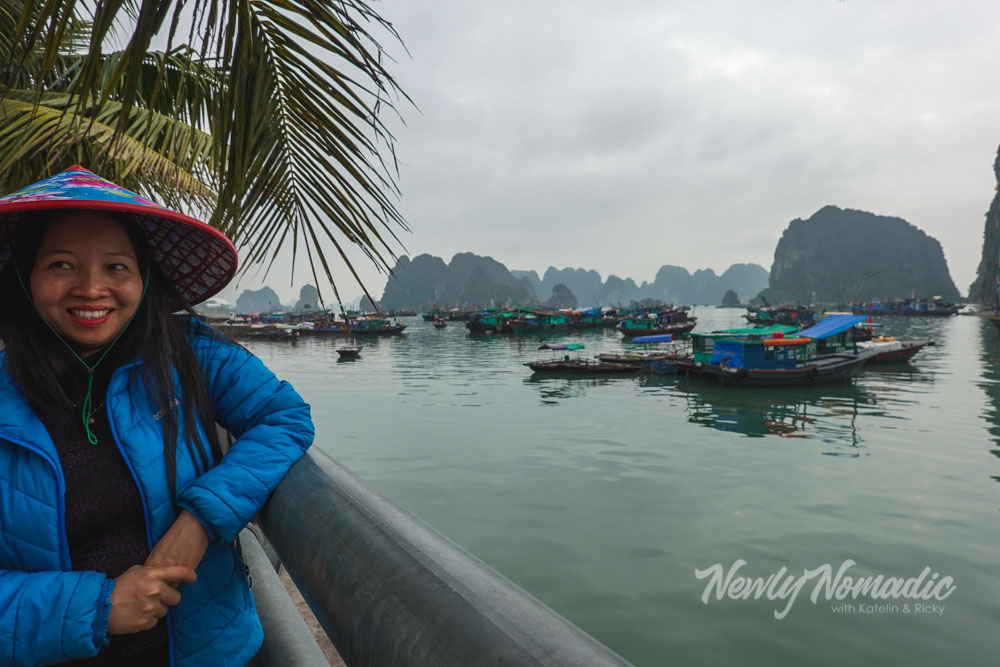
[242,308,999,666]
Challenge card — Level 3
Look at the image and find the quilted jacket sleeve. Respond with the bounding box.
[0,570,113,666]
[177,327,314,542]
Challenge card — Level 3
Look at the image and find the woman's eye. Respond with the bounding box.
[108,263,128,271]
[49,261,71,269]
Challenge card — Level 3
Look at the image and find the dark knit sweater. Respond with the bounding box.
[34,370,169,666]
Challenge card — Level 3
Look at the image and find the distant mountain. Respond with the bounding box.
[721,289,740,307]
[516,263,767,307]
[378,253,768,310]
[235,286,283,313]
[545,284,578,309]
[969,145,1000,302]
[380,253,536,310]
[294,284,320,312]
[759,206,960,304]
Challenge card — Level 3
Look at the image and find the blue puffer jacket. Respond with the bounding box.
[0,321,314,666]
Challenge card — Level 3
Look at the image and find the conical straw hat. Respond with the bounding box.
[0,166,237,305]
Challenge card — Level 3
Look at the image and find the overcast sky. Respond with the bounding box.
[224,0,1000,305]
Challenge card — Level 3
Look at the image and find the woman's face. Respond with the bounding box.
[29,212,144,355]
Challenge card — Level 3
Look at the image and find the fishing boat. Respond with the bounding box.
[856,337,933,363]
[466,309,516,333]
[694,334,875,387]
[798,314,932,364]
[654,325,798,376]
[597,334,690,371]
[852,297,959,316]
[617,309,696,338]
[433,319,448,329]
[298,314,406,335]
[525,343,637,374]
[508,309,572,334]
[241,324,299,341]
[569,307,618,329]
[422,308,472,321]
[743,304,815,327]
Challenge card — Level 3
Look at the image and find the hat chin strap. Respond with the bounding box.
[14,267,150,444]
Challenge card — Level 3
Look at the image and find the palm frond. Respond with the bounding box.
[1,0,411,300]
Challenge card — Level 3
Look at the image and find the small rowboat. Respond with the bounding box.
[337,346,363,360]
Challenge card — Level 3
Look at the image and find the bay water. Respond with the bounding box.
[242,308,999,666]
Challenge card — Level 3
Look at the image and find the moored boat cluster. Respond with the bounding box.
[218,302,941,388]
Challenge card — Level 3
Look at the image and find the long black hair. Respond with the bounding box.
[0,211,225,504]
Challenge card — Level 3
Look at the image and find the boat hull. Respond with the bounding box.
[697,351,875,387]
[524,360,637,374]
[618,322,696,337]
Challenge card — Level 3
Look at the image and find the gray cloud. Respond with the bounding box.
[234,0,1000,304]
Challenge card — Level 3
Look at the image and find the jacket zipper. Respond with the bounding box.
[104,366,178,667]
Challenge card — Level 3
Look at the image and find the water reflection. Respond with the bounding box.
[668,378,875,451]
[523,375,634,404]
[976,319,1000,481]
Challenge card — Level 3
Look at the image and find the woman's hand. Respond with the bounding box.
[145,510,210,572]
[109,565,196,634]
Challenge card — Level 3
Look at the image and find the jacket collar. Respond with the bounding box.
[0,351,140,458]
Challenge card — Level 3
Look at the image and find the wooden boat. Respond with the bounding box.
[617,309,696,337]
[433,320,448,329]
[743,305,815,327]
[336,346,363,359]
[799,315,932,364]
[299,315,406,336]
[569,307,619,329]
[422,308,472,321]
[657,325,798,376]
[525,343,637,374]
[508,309,572,334]
[852,297,959,316]
[695,335,875,387]
[242,325,299,341]
[600,333,691,371]
[856,337,933,363]
[466,309,515,333]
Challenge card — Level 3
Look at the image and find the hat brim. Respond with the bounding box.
[0,180,238,308]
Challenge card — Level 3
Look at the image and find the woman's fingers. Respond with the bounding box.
[150,565,198,588]
[108,565,196,635]
[158,584,182,607]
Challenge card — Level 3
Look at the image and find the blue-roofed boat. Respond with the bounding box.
[799,313,932,363]
[659,324,798,376]
[694,332,875,387]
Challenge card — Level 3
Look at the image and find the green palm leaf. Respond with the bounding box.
[1,0,410,304]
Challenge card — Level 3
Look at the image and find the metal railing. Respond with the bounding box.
[252,448,632,666]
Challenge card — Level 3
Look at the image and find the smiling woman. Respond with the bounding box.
[0,166,315,666]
